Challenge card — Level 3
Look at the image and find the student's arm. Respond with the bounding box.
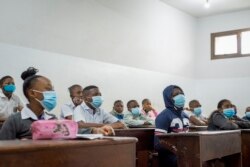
[124,112,145,126]
[77,120,104,128]
[140,114,155,125]
[61,105,73,120]
[234,119,250,129]
[190,115,207,126]
[103,111,126,129]
[0,116,17,140]
[212,112,239,130]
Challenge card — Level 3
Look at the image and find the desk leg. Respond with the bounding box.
[223,153,241,167]
[137,150,150,167]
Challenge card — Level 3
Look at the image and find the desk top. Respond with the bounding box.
[0,137,137,153]
[128,125,155,128]
[156,130,241,137]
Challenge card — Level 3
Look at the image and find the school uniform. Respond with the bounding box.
[60,101,76,119]
[110,110,124,120]
[207,110,239,130]
[73,103,119,124]
[0,89,24,120]
[123,111,155,126]
[154,85,189,167]
[184,110,207,125]
[242,116,250,121]
[141,109,158,120]
[0,106,56,140]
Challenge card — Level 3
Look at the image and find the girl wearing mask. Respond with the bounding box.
[0,67,57,139]
[207,99,250,130]
[0,75,23,121]
[154,85,189,167]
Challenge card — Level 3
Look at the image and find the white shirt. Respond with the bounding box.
[73,103,118,124]
[21,106,54,120]
[60,101,76,119]
[0,89,24,120]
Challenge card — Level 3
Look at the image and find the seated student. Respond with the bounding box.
[60,84,83,120]
[0,75,24,121]
[242,107,250,121]
[74,85,125,129]
[110,100,124,120]
[141,98,158,120]
[123,100,154,126]
[185,100,208,125]
[154,85,189,167]
[207,99,250,131]
[0,67,57,139]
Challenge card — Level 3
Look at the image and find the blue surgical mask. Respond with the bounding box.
[193,107,202,116]
[173,94,185,108]
[90,96,103,108]
[246,112,250,118]
[223,108,235,118]
[3,84,16,93]
[33,90,57,111]
[131,107,140,116]
[116,114,124,120]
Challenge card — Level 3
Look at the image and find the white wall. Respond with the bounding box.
[0,0,198,116]
[195,10,250,117]
[0,43,195,116]
[0,0,197,78]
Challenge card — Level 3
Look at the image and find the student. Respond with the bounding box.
[0,67,57,139]
[185,100,208,125]
[0,75,23,121]
[123,100,154,126]
[110,100,124,120]
[154,85,189,167]
[141,98,158,120]
[207,99,250,130]
[73,85,125,129]
[242,107,250,121]
[60,84,83,120]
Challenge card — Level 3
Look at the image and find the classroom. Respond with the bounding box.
[0,0,250,167]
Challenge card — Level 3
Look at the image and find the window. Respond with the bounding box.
[211,28,250,60]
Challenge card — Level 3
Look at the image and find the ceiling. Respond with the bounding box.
[161,0,250,18]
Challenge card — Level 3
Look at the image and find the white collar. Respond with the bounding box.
[21,106,54,120]
[80,102,101,113]
[0,88,14,99]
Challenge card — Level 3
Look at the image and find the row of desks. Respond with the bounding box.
[0,127,250,167]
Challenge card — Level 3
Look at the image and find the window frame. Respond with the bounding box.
[211,28,250,60]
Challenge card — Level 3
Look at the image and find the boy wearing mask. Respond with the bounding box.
[124,100,154,126]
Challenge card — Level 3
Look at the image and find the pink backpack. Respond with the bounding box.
[31,120,78,140]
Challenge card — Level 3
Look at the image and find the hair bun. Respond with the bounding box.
[21,67,39,80]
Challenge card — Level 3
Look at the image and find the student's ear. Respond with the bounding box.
[28,89,36,99]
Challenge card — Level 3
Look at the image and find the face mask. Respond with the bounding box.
[131,107,140,116]
[246,112,250,118]
[90,96,103,108]
[173,94,185,108]
[3,84,16,93]
[223,108,235,119]
[116,114,124,120]
[72,97,83,106]
[33,90,57,111]
[193,107,202,116]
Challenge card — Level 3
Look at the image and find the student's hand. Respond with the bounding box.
[143,121,152,125]
[92,125,114,136]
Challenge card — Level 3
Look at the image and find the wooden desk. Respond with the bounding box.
[157,130,242,167]
[241,130,250,167]
[128,125,155,129]
[0,137,137,167]
[115,128,155,167]
[189,126,208,132]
